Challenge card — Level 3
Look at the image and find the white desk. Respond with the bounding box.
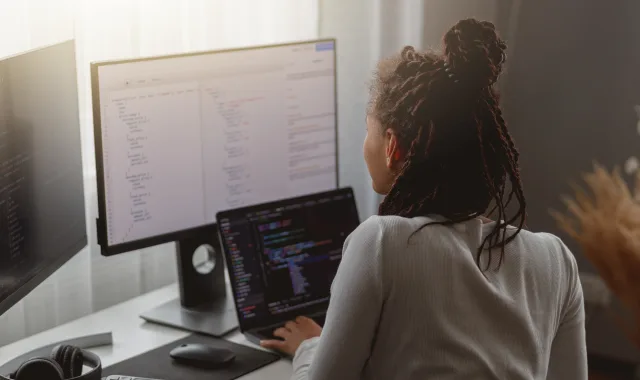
[0,284,292,379]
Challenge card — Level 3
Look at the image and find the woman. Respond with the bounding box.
[261,18,587,379]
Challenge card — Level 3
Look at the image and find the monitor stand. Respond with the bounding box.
[139,224,239,337]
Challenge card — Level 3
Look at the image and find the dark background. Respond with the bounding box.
[494,0,640,363]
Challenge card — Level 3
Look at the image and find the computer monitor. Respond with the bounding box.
[90,39,338,336]
[0,40,87,316]
[91,39,338,255]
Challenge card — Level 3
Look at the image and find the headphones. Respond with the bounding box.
[0,344,102,380]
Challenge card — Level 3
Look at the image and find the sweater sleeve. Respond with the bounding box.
[547,239,588,380]
[291,216,385,380]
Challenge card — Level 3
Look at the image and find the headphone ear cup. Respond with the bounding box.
[12,357,64,380]
[51,344,83,379]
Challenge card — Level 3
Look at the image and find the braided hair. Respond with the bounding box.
[371,18,525,270]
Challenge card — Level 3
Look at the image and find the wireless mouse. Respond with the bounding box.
[169,343,236,369]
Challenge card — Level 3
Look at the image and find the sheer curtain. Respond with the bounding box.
[0,0,319,346]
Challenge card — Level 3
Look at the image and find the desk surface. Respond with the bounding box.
[0,284,292,379]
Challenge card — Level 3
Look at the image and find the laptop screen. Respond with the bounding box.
[217,188,359,331]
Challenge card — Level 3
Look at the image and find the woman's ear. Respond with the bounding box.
[385,129,401,168]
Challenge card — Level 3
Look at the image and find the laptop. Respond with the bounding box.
[216,187,360,345]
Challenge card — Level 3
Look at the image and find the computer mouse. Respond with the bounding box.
[169,343,236,369]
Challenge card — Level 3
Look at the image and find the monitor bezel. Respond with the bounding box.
[91,38,339,256]
[216,186,357,332]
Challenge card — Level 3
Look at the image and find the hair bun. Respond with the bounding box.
[443,18,507,86]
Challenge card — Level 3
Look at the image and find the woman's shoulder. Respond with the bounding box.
[348,215,437,244]
[355,214,448,232]
[352,215,408,233]
[517,230,579,267]
[353,216,577,259]
[342,216,423,267]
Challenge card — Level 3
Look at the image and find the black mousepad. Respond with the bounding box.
[102,334,280,380]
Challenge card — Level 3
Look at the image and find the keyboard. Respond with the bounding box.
[255,314,325,340]
[103,376,165,380]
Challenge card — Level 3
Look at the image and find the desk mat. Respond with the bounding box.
[102,334,280,380]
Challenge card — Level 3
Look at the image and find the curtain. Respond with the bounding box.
[0,0,319,346]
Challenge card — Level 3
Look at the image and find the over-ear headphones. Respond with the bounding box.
[0,344,101,380]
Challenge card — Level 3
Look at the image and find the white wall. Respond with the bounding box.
[422,0,499,46]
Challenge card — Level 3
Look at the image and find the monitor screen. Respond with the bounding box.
[217,188,359,330]
[0,40,87,316]
[92,39,338,254]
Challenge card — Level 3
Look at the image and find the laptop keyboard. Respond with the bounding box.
[256,315,325,340]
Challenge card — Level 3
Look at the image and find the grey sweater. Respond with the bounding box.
[292,215,587,379]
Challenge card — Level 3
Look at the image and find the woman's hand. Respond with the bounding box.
[260,316,322,356]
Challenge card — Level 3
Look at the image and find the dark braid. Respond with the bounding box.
[372,18,526,271]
